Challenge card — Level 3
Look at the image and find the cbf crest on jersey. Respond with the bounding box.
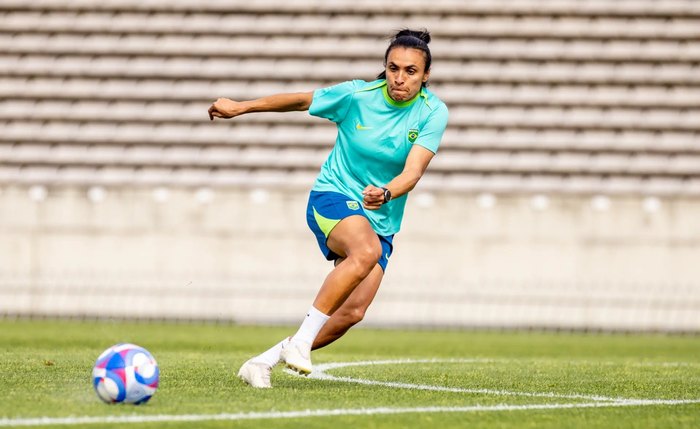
[346,201,360,210]
[408,128,419,143]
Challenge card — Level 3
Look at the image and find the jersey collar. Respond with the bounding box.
[381,83,425,108]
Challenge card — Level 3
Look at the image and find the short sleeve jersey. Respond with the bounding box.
[309,79,449,236]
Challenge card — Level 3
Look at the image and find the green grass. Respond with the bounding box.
[0,319,699,428]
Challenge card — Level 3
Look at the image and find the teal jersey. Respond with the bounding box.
[309,79,449,236]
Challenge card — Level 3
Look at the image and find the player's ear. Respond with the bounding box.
[422,69,430,83]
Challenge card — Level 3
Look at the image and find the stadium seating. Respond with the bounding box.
[2,0,700,329]
[1,0,699,196]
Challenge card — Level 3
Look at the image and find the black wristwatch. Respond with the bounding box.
[381,187,392,204]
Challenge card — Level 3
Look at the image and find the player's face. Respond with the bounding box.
[385,47,430,102]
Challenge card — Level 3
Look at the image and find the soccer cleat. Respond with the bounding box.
[237,359,272,388]
[280,340,313,376]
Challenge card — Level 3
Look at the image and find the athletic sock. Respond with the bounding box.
[251,338,288,367]
[291,305,331,346]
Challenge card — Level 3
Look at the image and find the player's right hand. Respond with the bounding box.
[361,185,384,210]
[208,98,244,120]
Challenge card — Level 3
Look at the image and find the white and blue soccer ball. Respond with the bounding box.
[92,343,159,404]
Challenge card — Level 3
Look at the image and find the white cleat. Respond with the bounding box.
[280,340,312,376]
[237,359,272,388]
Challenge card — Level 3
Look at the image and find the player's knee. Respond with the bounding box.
[347,307,366,325]
[337,305,366,327]
[350,243,382,277]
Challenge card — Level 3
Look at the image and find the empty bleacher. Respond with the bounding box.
[1,0,699,195]
[2,0,700,330]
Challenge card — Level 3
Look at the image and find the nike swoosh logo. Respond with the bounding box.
[356,123,373,130]
[385,253,391,260]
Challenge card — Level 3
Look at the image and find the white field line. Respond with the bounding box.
[2,358,699,427]
[3,400,700,427]
[310,359,621,402]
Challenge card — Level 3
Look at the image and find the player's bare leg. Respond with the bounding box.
[313,215,382,314]
[281,215,381,374]
[312,261,384,350]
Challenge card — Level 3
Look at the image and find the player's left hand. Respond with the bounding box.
[362,185,384,210]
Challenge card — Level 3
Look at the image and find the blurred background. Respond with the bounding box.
[1,0,699,331]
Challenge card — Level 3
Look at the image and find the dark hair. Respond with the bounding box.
[377,28,432,87]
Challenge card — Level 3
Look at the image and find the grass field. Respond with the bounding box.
[0,319,698,428]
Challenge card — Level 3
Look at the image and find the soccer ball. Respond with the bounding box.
[92,343,159,404]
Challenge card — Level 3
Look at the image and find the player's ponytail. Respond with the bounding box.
[377,28,432,87]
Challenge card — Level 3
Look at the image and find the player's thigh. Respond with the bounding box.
[326,215,381,259]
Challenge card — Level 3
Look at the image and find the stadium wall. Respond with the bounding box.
[1,185,698,332]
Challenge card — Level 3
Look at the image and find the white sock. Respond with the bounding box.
[291,305,331,346]
[251,338,288,367]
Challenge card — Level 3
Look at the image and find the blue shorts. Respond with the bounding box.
[306,191,394,271]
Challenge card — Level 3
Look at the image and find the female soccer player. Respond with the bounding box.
[208,29,448,388]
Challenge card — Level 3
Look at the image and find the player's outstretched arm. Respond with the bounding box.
[208,92,313,120]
